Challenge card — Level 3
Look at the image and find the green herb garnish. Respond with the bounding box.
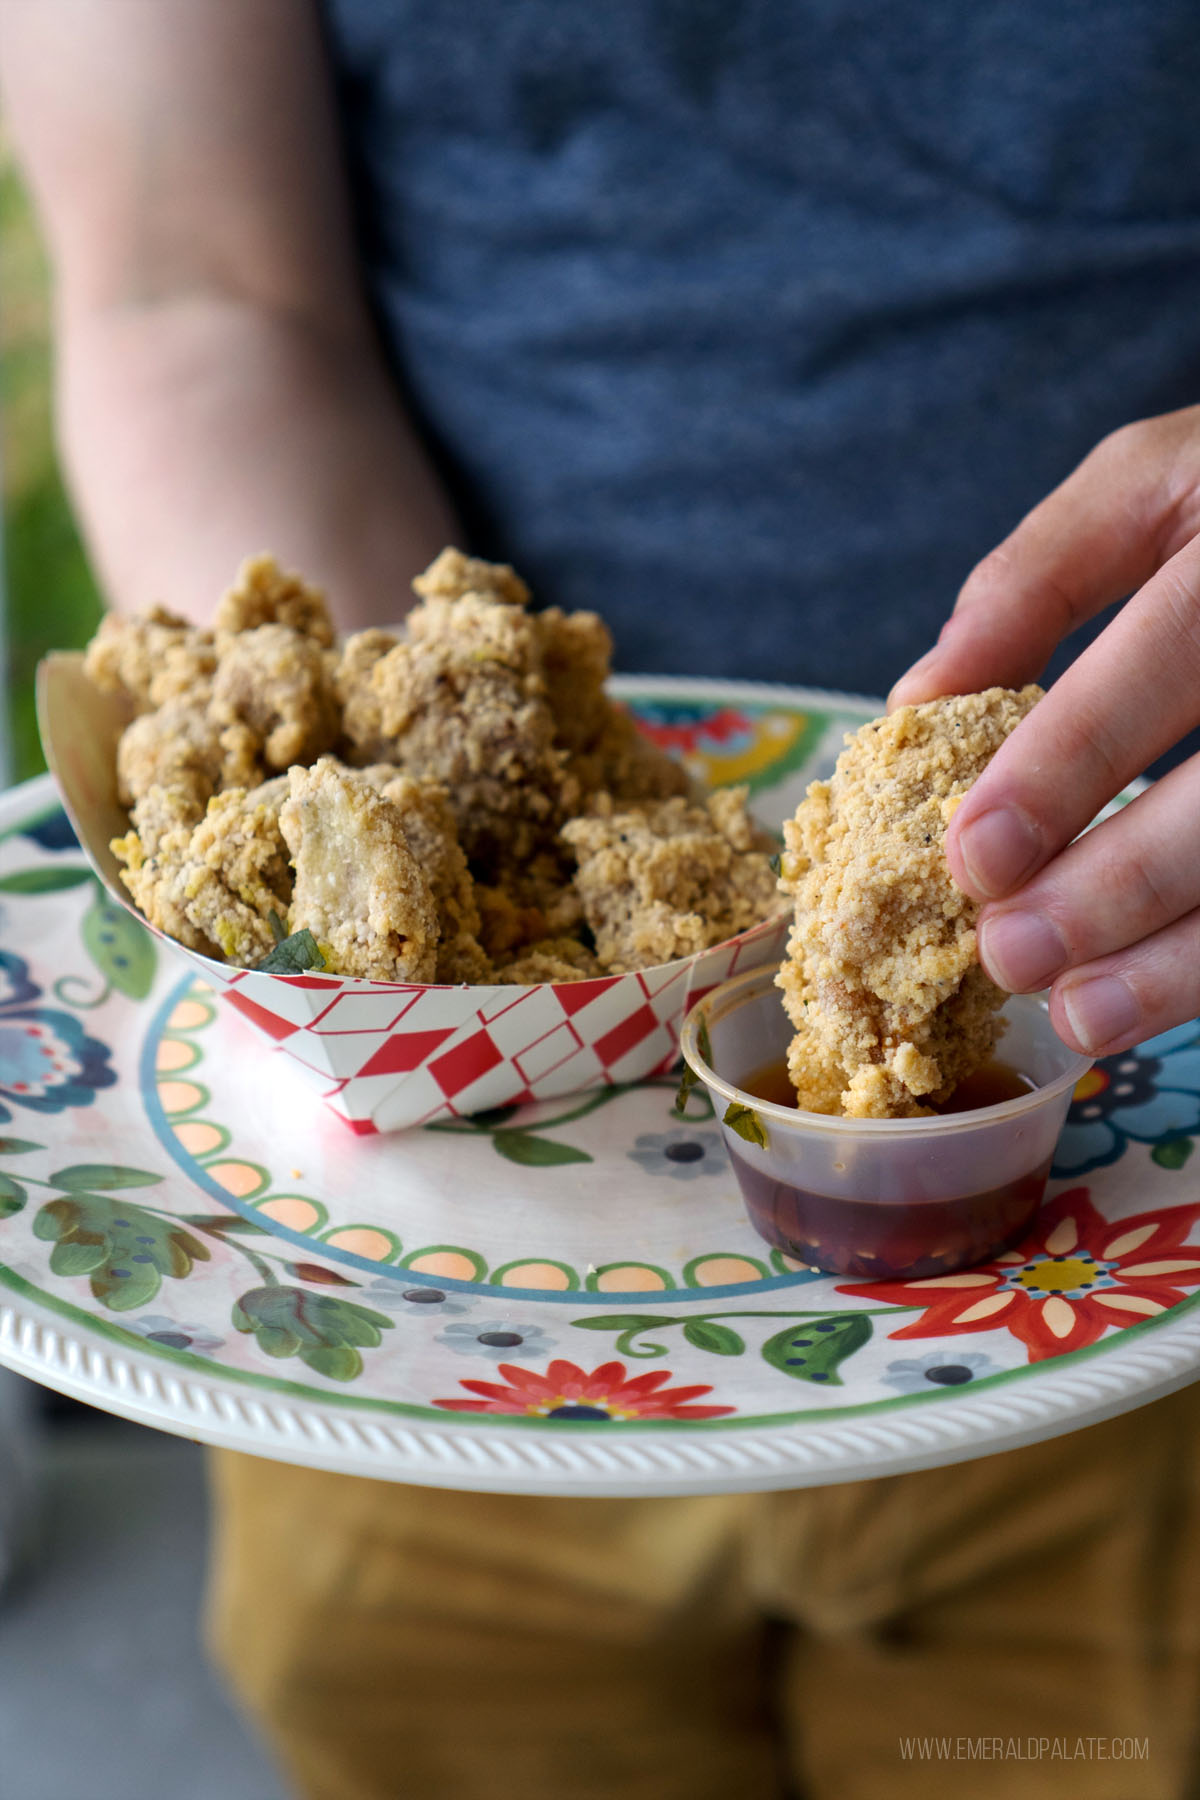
[769,851,782,876]
[723,1102,768,1149]
[267,908,287,945]
[673,1063,700,1116]
[255,928,327,974]
[673,1014,714,1116]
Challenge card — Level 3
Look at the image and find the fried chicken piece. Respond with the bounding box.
[473,850,585,963]
[116,700,262,813]
[562,788,780,972]
[212,624,340,770]
[534,607,614,754]
[335,629,400,765]
[413,547,530,607]
[372,771,492,982]
[112,776,292,966]
[777,686,1041,1119]
[497,938,603,984]
[566,706,695,806]
[474,883,551,960]
[280,760,439,982]
[215,553,335,647]
[118,783,201,861]
[341,552,684,870]
[365,589,573,873]
[112,800,219,959]
[83,605,216,712]
[505,850,587,937]
[534,606,692,803]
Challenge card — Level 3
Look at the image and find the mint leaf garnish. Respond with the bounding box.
[723,1102,768,1148]
[673,1013,715,1116]
[255,928,326,974]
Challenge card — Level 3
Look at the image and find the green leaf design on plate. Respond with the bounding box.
[1152,1136,1194,1170]
[0,867,93,895]
[573,1312,670,1334]
[285,1261,360,1287]
[182,1212,269,1234]
[33,1194,210,1311]
[0,1173,27,1218]
[723,1102,768,1148]
[682,1319,745,1356]
[491,1130,591,1167]
[231,1286,393,1381]
[81,886,156,998]
[761,1313,872,1385]
[571,1311,678,1357]
[0,1139,42,1155]
[48,1164,163,1192]
[48,1240,108,1277]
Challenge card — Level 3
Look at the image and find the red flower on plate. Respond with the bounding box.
[434,1357,735,1421]
[837,1186,1200,1364]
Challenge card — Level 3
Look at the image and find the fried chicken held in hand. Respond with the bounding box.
[777,687,1041,1119]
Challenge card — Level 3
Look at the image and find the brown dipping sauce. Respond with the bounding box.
[730,1057,1045,1280]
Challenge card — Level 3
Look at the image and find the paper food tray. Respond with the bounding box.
[37,652,788,1133]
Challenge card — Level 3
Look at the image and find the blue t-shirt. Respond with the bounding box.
[321,0,1200,711]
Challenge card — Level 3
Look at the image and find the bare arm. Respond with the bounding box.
[0,0,458,628]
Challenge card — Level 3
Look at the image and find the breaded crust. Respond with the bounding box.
[777,686,1041,1118]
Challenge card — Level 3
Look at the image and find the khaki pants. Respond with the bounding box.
[206,1383,1200,1800]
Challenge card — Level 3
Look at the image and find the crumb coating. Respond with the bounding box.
[777,686,1041,1118]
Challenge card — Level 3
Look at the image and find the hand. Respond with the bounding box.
[889,405,1200,1059]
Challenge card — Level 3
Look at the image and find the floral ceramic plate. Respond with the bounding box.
[0,679,1197,1496]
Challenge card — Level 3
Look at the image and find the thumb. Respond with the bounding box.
[888,410,1200,709]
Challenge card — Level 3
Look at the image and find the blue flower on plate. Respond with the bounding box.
[19,809,78,852]
[437,1319,557,1362]
[126,1314,224,1355]
[0,950,116,1122]
[628,1127,724,1181]
[1053,1021,1200,1178]
[882,1350,1005,1393]
[362,1277,474,1317]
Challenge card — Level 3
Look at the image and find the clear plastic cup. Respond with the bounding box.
[679,966,1092,1279]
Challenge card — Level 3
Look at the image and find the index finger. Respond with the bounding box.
[947,534,1200,901]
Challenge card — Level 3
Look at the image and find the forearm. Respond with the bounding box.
[59,293,459,630]
[1,0,455,630]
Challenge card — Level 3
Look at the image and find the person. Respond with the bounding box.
[3,2,1200,1794]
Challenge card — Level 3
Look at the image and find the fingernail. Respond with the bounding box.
[1062,975,1140,1054]
[956,807,1042,898]
[888,650,941,709]
[978,911,1066,992]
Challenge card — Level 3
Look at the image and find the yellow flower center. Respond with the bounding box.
[1016,1257,1096,1293]
[1072,1069,1107,1101]
[525,1396,638,1420]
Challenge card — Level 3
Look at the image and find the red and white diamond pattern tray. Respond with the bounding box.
[39,656,798,1132]
[196,916,787,1131]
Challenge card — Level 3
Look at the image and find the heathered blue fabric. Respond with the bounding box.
[321,1,1200,704]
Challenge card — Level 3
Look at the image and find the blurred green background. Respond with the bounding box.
[1,130,103,785]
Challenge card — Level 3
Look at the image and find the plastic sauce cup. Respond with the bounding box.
[679,966,1092,1280]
